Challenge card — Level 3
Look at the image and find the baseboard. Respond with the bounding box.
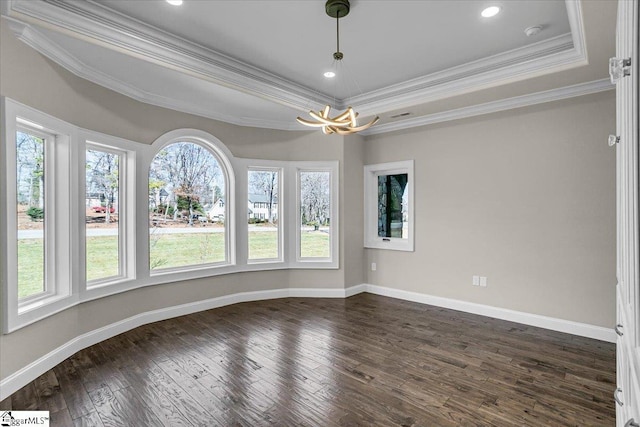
[0,283,614,400]
[0,286,361,400]
[362,284,617,344]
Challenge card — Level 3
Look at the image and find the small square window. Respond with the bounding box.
[364,161,414,251]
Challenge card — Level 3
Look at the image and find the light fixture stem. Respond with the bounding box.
[336,12,340,56]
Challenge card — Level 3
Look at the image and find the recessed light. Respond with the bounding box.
[481,6,500,18]
[324,71,336,78]
[166,0,183,6]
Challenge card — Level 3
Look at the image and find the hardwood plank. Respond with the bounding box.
[119,363,195,427]
[50,408,74,427]
[53,361,95,419]
[0,396,12,410]
[73,411,104,427]
[111,387,164,427]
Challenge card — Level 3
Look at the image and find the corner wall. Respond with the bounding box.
[365,91,616,328]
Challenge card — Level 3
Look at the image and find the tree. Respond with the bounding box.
[300,172,330,225]
[249,171,278,223]
[86,150,119,223]
[16,131,44,209]
[149,142,222,226]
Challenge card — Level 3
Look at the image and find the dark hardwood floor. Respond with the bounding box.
[0,293,615,426]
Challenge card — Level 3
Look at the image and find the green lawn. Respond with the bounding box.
[248,231,279,260]
[150,232,226,269]
[17,230,330,297]
[87,236,119,281]
[17,239,44,299]
[300,231,330,258]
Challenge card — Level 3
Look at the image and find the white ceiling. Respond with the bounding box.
[1,0,615,134]
[95,0,571,94]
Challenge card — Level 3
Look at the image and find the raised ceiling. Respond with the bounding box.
[1,0,616,134]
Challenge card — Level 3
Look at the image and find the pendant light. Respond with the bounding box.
[296,0,379,135]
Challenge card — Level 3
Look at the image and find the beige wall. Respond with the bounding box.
[0,14,616,384]
[365,91,616,327]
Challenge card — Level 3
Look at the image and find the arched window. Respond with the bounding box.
[148,130,234,272]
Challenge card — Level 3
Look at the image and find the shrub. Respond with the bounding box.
[27,207,44,220]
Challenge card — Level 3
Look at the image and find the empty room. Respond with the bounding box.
[0,0,638,426]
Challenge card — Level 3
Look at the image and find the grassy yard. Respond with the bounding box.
[300,231,331,258]
[87,236,119,281]
[17,239,44,298]
[248,231,279,260]
[17,230,330,298]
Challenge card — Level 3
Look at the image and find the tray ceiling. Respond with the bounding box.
[1,0,615,133]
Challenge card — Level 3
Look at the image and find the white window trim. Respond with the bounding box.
[145,129,236,276]
[293,162,340,268]
[2,98,78,332]
[81,132,137,298]
[244,162,284,265]
[14,125,55,305]
[364,160,415,252]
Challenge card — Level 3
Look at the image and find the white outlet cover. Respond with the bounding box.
[472,275,480,286]
[480,276,487,287]
[371,262,377,271]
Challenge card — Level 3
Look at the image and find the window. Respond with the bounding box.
[364,161,414,251]
[2,99,340,333]
[85,145,124,285]
[296,163,339,266]
[2,99,76,332]
[149,141,228,271]
[16,128,47,300]
[248,168,281,262]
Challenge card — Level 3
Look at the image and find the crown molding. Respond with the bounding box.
[348,0,587,115]
[2,0,590,130]
[5,17,302,131]
[348,33,579,115]
[361,78,614,136]
[4,0,333,110]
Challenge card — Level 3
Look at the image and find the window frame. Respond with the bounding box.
[294,162,339,268]
[2,98,77,332]
[14,125,54,304]
[82,135,136,292]
[364,160,415,252]
[146,130,236,276]
[246,166,283,264]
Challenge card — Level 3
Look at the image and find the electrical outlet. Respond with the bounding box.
[472,275,480,286]
[371,262,377,271]
[480,276,487,287]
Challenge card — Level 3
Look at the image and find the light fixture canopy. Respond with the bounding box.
[166,0,183,6]
[297,0,379,135]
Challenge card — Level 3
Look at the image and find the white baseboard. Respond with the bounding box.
[0,283,614,400]
[362,284,617,344]
[0,286,361,400]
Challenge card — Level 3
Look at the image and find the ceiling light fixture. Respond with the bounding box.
[324,71,336,78]
[481,6,500,18]
[297,0,379,135]
[166,0,183,6]
[524,25,543,37]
